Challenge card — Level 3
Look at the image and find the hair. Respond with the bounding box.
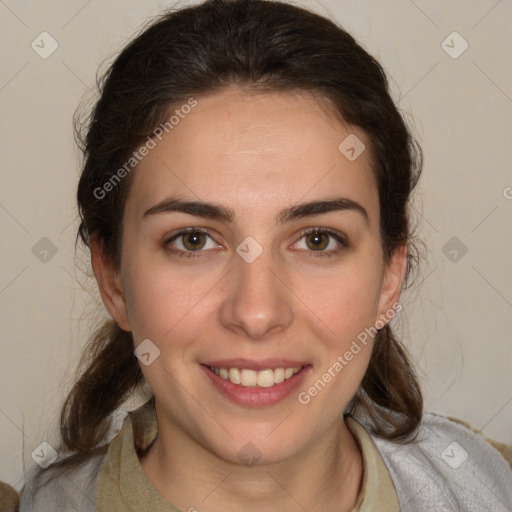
[33,0,424,487]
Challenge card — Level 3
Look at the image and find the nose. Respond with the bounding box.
[218,243,293,341]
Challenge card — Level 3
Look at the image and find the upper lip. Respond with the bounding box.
[202,358,311,371]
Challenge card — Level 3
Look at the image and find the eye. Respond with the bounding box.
[163,228,219,258]
[293,228,348,258]
[163,227,348,259]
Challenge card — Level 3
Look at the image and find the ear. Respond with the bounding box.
[90,234,131,332]
[376,242,407,326]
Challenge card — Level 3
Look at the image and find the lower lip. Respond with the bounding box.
[200,364,312,407]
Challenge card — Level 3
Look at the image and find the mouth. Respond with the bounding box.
[206,365,304,387]
[200,360,312,407]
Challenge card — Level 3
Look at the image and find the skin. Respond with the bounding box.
[91,85,407,512]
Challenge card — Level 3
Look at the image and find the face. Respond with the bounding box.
[93,85,405,465]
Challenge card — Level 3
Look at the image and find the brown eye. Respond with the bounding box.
[294,228,348,259]
[305,231,329,251]
[164,228,219,258]
[181,231,207,251]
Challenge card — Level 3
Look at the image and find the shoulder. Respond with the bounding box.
[367,412,512,512]
[18,452,107,512]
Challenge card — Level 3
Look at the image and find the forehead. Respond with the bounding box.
[125,86,378,223]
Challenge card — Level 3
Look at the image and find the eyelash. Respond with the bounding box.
[163,227,348,259]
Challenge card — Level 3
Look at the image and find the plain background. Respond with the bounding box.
[1,0,511,490]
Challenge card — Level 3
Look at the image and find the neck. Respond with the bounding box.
[139,410,363,512]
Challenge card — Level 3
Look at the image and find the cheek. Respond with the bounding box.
[301,269,381,405]
[300,260,383,346]
[125,275,182,340]
[122,254,219,343]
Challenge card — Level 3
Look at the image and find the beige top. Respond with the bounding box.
[96,406,399,511]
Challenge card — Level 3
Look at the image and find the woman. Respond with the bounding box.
[19,0,512,510]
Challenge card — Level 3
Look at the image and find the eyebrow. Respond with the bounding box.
[142,196,369,225]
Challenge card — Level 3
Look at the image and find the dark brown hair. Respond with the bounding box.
[35,0,423,485]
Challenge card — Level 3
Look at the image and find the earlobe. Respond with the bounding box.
[376,243,407,326]
[90,234,131,332]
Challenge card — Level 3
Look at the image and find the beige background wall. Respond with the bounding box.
[1,0,511,490]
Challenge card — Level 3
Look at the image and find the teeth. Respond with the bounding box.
[274,368,285,383]
[210,366,303,387]
[257,369,275,388]
[229,368,241,384]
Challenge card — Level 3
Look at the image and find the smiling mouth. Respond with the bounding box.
[206,365,306,388]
